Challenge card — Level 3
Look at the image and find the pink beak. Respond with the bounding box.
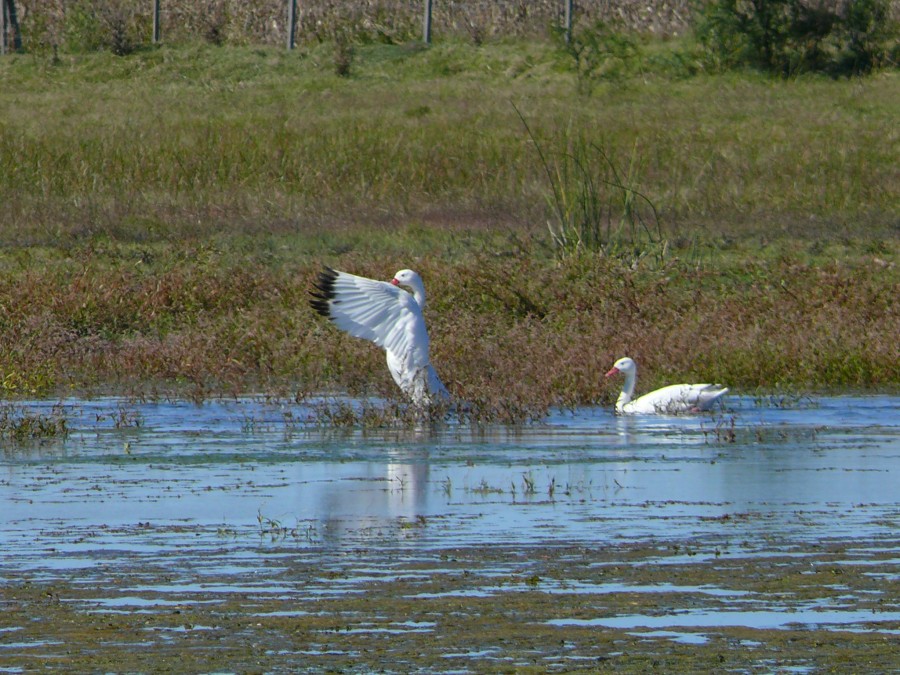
[390,278,399,286]
[604,367,619,378]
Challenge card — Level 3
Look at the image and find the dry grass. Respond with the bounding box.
[14,0,696,53]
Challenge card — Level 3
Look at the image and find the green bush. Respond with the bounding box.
[695,0,897,76]
[556,21,641,93]
[64,0,107,53]
[838,0,896,74]
[63,0,145,55]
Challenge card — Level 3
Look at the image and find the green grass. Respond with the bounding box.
[0,41,896,416]
[2,41,896,241]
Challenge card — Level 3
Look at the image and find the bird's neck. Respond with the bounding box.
[408,281,426,310]
[616,370,636,411]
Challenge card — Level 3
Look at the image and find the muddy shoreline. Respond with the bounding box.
[3,528,898,673]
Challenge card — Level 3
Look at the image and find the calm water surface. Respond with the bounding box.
[1,395,898,635]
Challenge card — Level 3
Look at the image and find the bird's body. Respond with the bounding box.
[605,357,727,415]
[310,267,448,405]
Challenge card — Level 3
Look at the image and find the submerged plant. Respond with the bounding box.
[702,415,737,443]
[93,404,143,429]
[752,389,818,409]
[468,478,504,495]
[0,404,69,443]
[308,392,554,428]
[256,510,315,542]
[309,396,452,429]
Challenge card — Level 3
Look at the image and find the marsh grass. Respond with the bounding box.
[752,390,819,409]
[309,397,425,428]
[702,415,736,443]
[0,44,896,421]
[0,234,894,422]
[517,104,665,262]
[1,43,897,244]
[256,510,314,542]
[307,394,549,428]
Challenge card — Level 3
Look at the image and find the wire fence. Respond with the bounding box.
[2,0,695,55]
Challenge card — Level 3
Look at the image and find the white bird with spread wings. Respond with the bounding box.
[310,267,449,405]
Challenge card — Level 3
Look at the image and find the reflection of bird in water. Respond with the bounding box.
[605,357,728,415]
[386,459,430,516]
[315,455,431,547]
[310,267,449,405]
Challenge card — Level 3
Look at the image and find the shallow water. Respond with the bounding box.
[1,395,898,671]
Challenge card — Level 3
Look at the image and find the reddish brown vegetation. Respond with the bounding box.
[1,240,895,415]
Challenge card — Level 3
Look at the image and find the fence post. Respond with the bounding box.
[286,0,297,49]
[1,0,7,55]
[423,0,432,44]
[1,0,21,53]
[152,0,161,43]
[564,0,573,43]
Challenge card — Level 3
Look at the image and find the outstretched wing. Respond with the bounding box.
[309,267,431,373]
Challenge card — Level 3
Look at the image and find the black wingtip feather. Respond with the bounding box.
[309,267,339,318]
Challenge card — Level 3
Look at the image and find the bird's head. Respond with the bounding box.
[605,357,636,378]
[391,269,419,287]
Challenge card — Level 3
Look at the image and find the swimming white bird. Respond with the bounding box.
[605,357,728,415]
[309,267,449,405]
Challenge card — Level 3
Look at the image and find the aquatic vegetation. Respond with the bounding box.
[0,244,893,423]
[468,478,504,496]
[0,404,69,443]
[752,389,819,409]
[256,510,316,543]
[309,397,451,428]
[702,415,737,444]
[93,404,144,429]
[439,476,452,498]
[0,368,55,398]
[521,471,536,495]
[1,394,897,671]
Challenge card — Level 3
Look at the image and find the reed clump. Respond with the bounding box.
[0,404,69,442]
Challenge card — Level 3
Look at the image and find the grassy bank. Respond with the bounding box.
[0,42,897,414]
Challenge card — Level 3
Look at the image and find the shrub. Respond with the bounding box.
[556,20,641,93]
[333,30,355,76]
[837,0,896,74]
[695,0,898,76]
[62,0,145,55]
[64,0,107,53]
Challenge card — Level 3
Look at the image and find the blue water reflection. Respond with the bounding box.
[1,395,897,565]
